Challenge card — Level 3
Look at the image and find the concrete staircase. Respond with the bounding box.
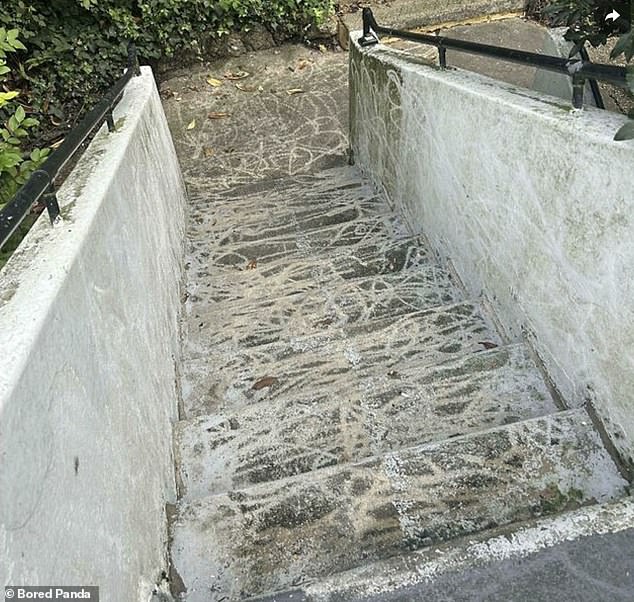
[170,164,628,601]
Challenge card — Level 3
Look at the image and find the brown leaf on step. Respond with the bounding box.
[246,258,257,270]
[286,88,304,95]
[297,58,312,69]
[252,376,278,390]
[313,317,334,328]
[224,70,250,80]
[203,147,215,157]
[206,76,223,87]
[208,111,231,119]
[479,341,498,350]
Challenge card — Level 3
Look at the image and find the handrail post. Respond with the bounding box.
[33,171,61,226]
[106,110,116,132]
[572,73,585,109]
[438,45,447,69]
[360,7,379,47]
[127,42,141,77]
[579,45,605,109]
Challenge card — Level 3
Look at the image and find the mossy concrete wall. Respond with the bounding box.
[350,35,634,465]
[0,68,185,600]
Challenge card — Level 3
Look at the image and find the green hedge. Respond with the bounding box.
[0,0,333,123]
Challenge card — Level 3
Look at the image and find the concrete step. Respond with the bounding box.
[246,498,634,601]
[187,166,387,239]
[182,300,500,417]
[170,408,628,601]
[175,343,557,498]
[185,267,463,354]
[185,229,433,307]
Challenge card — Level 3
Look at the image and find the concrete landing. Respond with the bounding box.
[338,0,526,48]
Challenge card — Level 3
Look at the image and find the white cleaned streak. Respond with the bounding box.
[307,498,634,600]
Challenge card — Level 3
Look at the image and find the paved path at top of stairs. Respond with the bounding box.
[162,42,630,602]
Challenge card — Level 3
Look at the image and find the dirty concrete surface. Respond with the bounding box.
[160,13,633,602]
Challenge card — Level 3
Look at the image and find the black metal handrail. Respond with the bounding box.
[0,44,141,251]
[360,8,627,110]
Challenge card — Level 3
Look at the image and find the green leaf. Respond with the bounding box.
[610,31,634,61]
[0,151,22,171]
[614,121,634,141]
[0,90,19,106]
[15,105,25,123]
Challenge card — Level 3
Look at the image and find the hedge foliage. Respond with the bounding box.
[0,0,333,125]
[0,28,49,208]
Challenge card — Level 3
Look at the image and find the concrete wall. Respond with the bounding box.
[350,36,634,465]
[0,67,186,600]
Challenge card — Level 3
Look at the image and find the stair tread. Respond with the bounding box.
[184,266,464,355]
[188,167,388,240]
[176,343,558,498]
[170,408,628,601]
[182,300,500,417]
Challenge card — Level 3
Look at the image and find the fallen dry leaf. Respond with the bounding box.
[203,147,215,157]
[252,376,278,390]
[479,341,499,350]
[286,88,304,95]
[207,111,231,119]
[235,83,256,92]
[186,118,196,130]
[206,76,223,87]
[297,58,312,70]
[319,44,327,53]
[224,70,250,80]
[246,259,257,270]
